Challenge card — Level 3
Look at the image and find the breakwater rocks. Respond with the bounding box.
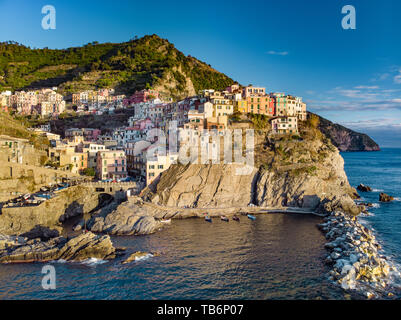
[318,211,400,298]
[0,231,123,263]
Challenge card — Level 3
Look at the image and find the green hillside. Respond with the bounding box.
[0,35,235,100]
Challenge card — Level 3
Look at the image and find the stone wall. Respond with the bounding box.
[0,160,79,201]
[0,185,100,235]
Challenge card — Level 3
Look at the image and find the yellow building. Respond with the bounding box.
[60,152,88,174]
[146,152,178,185]
[235,99,248,113]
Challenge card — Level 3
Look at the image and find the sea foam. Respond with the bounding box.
[80,258,107,266]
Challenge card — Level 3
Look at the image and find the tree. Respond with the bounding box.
[82,167,95,176]
[308,114,320,128]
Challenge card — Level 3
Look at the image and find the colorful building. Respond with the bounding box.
[271,116,299,134]
[243,86,266,98]
[96,150,127,181]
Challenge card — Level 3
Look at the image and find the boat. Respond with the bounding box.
[247,214,256,221]
[204,214,212,222]
[232,215,240,222]
[160,219,171,224]
[221,216,229,222]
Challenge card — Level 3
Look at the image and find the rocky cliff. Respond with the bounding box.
[313,113,380,152]
[142,123,361,215]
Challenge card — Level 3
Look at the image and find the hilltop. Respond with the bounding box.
[0,35,235,100]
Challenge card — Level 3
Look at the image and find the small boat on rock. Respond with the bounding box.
[247,214,256,221]
[160,219,171,224]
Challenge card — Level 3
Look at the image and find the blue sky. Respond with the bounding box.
[1,0,401,147]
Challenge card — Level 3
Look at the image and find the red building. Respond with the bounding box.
[128,89,159,104]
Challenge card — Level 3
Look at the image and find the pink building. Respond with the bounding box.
[128,89,159,104]
[83,128,101,141]
[96,150,127,180]
[65,128,101,142]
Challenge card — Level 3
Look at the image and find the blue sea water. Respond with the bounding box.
[341,148,401,269]
[0,148,400,300]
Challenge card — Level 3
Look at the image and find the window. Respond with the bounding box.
[158,165,164,169]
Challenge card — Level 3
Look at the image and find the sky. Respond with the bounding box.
[1,0,401,147]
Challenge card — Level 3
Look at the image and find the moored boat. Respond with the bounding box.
[232,215,240,222]
[160,219,171,224]
[247,214,256,221]
[221,216,229,222]
[204,213,212,222]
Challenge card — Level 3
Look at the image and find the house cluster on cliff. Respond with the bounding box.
[72,88,126,114]
[107,85,308,185]
[0,88,128,118]
[0,88,65,117]
[23,84,307,186]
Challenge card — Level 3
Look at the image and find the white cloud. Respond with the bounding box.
[394,72,401,84]
[354,85,379,89]
[308,85,401,112]
[266,50,288,56]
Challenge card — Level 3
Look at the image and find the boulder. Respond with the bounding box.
[73,220,85,231]
[379,193,394,202]
[122,251,151,264]
[357,184,372,192]
[0,232,122,263]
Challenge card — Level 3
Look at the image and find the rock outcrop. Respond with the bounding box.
[122,251,152,264]
[379,193,394,202]
[357,184,373,192]
[86,199,162,235]
[0,185,101,235]
[0,232,122,263]
[142,128,361,215]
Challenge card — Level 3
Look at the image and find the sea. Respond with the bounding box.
[0,148,400,300]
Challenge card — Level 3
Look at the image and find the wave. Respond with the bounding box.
[51,259,67,263]
[372,189,384,192]
[135,253,153,262]
[393,197,401,201]
[80,258,107,266]
[371,203,381,209]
